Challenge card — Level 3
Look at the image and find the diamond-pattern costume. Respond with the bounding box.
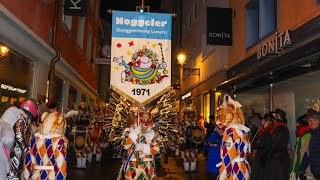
[122,127,161,180]
[218,124,251,180]
[23,133,68,180]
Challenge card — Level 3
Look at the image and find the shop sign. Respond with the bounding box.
[64,0,88,16]
[94,58,110,64]
[257,30,292,60]
[207,7,233,46]
[182,92,191,100]
[1,84,27,94]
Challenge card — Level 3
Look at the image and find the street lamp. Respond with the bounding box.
[0,45,9,57]
[176,51,200,113]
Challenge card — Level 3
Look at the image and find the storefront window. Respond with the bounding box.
[0,47,32,115]
[68,85,78,109]
[203,92,210,122]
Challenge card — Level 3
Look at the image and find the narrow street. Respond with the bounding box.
[68,149,208,180]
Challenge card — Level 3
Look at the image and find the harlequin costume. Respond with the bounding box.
[121,111,161,180]
[216,95,251,180]
[23,111,77,180]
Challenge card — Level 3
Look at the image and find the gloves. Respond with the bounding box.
[135,143,151,154]
[298,172,307,180]
[132,126,141,135]
[129,126,141,142]
[135,143,144,151]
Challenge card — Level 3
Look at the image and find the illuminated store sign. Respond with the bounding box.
[182,92,191,100]
[257,30,292,60]
[1,84,27,94]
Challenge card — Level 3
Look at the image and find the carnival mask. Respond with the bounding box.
[215,94,245,128]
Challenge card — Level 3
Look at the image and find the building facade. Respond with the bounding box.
[179,0,229,121]
[217,0,320,147]
[0,0,101,112]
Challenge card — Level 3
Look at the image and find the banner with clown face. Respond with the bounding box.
[111,11,172,106]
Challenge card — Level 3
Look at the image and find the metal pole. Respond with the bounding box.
[179,65,183,113]
[269,83,274,111]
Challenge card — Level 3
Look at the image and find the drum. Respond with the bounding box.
[192,126,204,144]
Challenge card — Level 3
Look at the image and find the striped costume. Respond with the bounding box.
[23,133,68,180]
[218,124,251,180]
[122,127,161,180]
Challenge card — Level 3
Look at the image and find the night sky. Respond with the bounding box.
[101,0,162,21]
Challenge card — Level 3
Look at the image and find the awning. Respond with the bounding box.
[216,15,320,92]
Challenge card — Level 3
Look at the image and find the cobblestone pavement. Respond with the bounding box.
[68,150,208,180]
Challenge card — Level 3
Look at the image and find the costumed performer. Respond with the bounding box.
[216,94,251,180]
[121,110,161,180]
[0,107,27,180]
[23,111,77,180]
[8,99,38,180]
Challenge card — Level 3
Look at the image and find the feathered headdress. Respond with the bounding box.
[40,111,78,135]
[216,94,245,128]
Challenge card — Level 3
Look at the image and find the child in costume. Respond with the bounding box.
[121,111,161,180]
[23,111,77,180]
[216,94,251,180]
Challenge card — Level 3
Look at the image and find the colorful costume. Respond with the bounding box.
[23,111,77,180]
[121,111,161,180]
[216,95,251,180]
[8,99,38,180]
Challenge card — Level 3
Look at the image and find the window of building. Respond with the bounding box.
[81,93,86,103]
[246,0,277,48]
[86,26,92,62]
[203,92,210,122]
[77,17,85,49]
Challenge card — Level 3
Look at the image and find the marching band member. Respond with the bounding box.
[121,111,161,180]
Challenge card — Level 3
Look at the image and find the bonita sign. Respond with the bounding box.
[257,30,292,60]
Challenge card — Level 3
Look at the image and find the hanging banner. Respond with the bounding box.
[207,7,232,46]
[111,11,172,106]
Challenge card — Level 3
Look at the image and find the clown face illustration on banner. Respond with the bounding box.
[111,11,172,106]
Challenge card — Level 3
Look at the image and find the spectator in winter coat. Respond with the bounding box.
[206,126,223,179]
[266,109,290,180]
[205,115,215,138]
[289,114,311,179]
[300,112,320,180]
[251,114,273,180]
[0,107,26,179]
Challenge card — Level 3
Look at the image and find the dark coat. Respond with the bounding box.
[301,126,320,178]
[265,124,290,180]
[251,127,272,180]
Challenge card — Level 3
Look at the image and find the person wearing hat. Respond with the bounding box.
[250,114,274,180]
[300,112,320,180]
[266,109,290,180]
[289,114,312,179]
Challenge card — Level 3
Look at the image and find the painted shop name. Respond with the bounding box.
[257,30,292,60]
[116,17,168,28]
[1,84,27,94]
